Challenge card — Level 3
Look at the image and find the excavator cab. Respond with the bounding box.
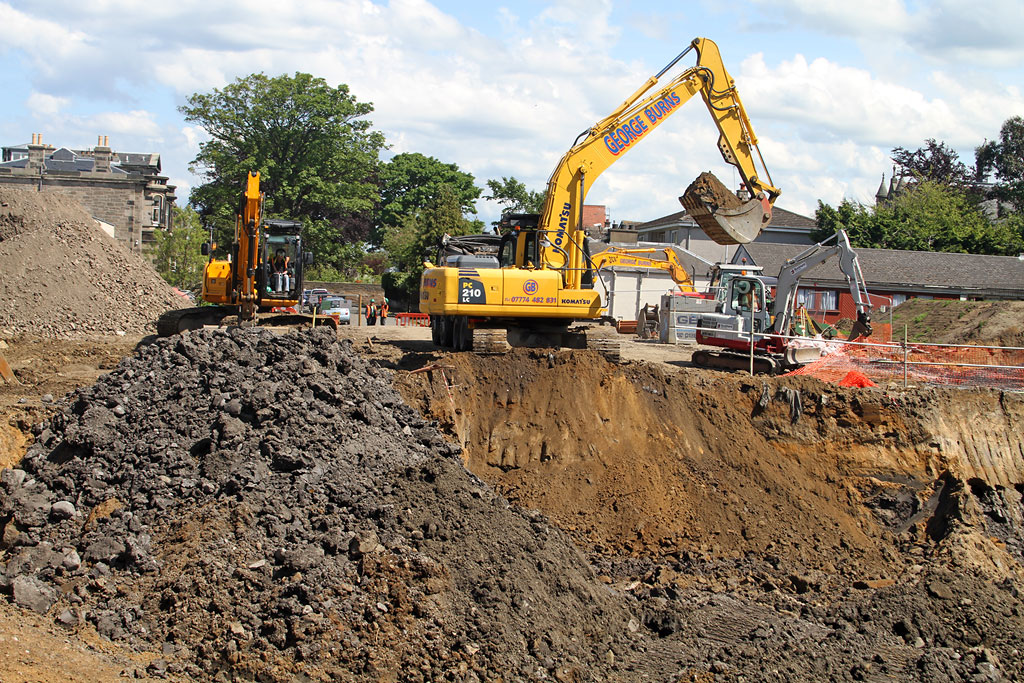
[259,219,305,304]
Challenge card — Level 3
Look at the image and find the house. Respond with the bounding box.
[732,242,1024,325]
[630,204,817,265]
[0,134,176,253]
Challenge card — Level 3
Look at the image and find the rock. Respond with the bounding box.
[50,501,76,520]
[12,575,56,614]
[928,581,954,600]
[62,549,82,571]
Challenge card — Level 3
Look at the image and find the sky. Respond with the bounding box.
[2,0,1022,227]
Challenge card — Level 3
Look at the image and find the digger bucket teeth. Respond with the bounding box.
[679,172,771,245]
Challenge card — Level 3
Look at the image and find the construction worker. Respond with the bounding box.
[380,298,390,326]
[271,249,290,292]
[365,298,377,326]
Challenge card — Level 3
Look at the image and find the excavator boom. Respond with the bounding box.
[538,37,780,289]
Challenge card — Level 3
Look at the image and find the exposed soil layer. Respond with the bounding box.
[0,187,186,339]
[0,327,1023,682]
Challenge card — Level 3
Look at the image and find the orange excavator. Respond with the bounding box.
[157,172,335,335]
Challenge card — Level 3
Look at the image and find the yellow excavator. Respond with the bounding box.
[588,247,695,292]
[157,171,335,335]
[420,37,780,351]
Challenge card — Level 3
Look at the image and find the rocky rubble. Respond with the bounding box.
[0,186,185,339]
[0,328,634,681]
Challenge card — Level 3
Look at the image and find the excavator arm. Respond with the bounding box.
[588,247,696,292]
[234,171,264,321]
[538,37,780,289]
[770,230,873,341]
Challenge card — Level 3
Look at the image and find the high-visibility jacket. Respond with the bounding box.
[365,304,376,318]
[380,302,389,318]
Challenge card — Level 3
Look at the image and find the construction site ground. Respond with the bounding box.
[1,318,1022,682]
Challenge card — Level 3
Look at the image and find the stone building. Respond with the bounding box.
[0,134,176,252]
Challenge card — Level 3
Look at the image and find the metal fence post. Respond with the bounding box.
[903,325,908,387]
[749,304,755,376]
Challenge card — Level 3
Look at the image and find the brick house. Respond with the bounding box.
[732,243,1024,325]
[0,134,176,253]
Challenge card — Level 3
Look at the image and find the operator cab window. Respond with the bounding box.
[731,279,763,313]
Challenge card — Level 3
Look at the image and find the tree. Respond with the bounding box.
[376,153,481,243]
[485,176,546,219]
[814,181,1023,255]
[976,116,1024,212]
[180,72,386,252]
[153,207,208,290]
[382,185,483,302]
[891,139,973,188]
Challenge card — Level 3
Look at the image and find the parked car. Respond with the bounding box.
[318,296,351,325]
[304,288,329,312]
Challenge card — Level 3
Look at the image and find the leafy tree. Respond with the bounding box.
[376,153,481,243]
[382,185,483,302]
[976,116,1024,212]
[814,181,1023,255]
[891,139,973,188]
[180,72,386,253]
[153,207,208,290]
[485,176,546,220]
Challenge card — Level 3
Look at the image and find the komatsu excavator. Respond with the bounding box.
[157,172,334,336]
[420,37,780,351]
[693,229,873,374]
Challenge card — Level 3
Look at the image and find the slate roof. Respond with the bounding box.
[634,206,815,232]
[734,242,1024,297]
[0,146,127,174]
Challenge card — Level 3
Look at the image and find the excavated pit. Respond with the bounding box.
[1,330,1024,681]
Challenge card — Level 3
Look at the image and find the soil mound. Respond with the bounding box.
[891,298,1024,346]
[0,328,633,681]
[0,187,186,339]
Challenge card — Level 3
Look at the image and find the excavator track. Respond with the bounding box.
[157,307,233,337]
[472,329,510,355]
[590,338,621,364]
[157,307,338,336]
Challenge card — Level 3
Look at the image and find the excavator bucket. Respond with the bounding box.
[846,312,873,343]
[679,172,771,245]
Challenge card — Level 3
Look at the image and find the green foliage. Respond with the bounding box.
[383,185,483,303]
[375,153,481,244]
[180,72,386,251]
[153,207,208,290]
[485,176,546,220]
[813,181,1024,255]
[976,116,1024,213]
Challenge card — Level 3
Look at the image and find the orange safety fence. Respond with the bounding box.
[396,312,431,327]
[785,339,1024,390]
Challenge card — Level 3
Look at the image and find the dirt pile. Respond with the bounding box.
[891,298,1024,346]
[0,328,635,681]
[0,187,186,339]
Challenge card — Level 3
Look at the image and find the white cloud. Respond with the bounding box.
[25,92,68,116]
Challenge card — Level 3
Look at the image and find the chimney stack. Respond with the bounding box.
[94,135,112,173]
[27,133,45,169]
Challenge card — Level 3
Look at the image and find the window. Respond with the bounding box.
[891,293,908,307]
[151,195,163,226]
[796,287,838,311]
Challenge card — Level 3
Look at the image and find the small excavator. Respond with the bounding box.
[157,172,335,336]
[420,37,780,352]
[693,230,873,374]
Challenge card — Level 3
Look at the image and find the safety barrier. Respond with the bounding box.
[675,323,1024,390]
[396,313,431,327]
